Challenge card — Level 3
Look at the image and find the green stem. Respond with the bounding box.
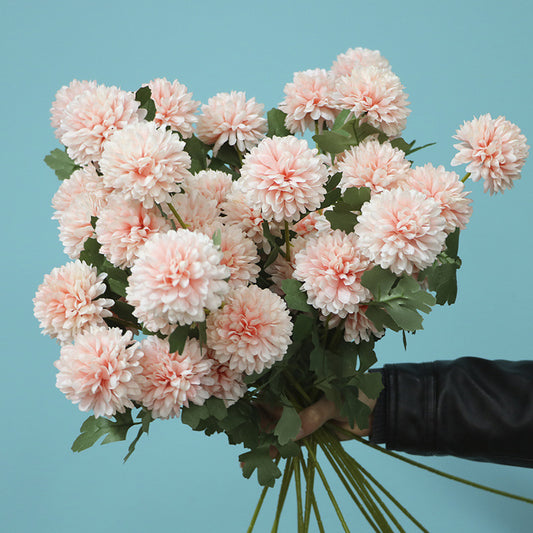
[345,432,533,506]
[167,202,188,229]
[318,437,383,533]
[284,221,291,263]
[294,454,304,532]
[271,458,294,533]
[461,172,471,183]
[304,440,350,533]
[247,485,269,533]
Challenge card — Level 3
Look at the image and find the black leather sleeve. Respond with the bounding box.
[369,357,533,468]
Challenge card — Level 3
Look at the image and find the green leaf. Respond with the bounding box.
[79,237,104,268]
[168,324,190,353]
[332,109,350,130]
[281,279,311,312]
[274,404,302,445]
[407,142,436,155]
[325,172,342,193]
[239,445,282,487]
[312,130,352,155]
[356,340,377,372]
[216,143,241,167]
[205,397,227,421]
[390,137,415,154]
[107,278,127,298]
[44,148,81,180]
[419,261,459,305]
[184,135,210,172]
[339,394,372,430]
[181,404,210,430]
[324,205,359,233]
[342,186,371,211]
[134,86,156,121]
[212,227,222,247]
[320,187,341,210]
[356,372,384,400]
[361,266,397,299]
[267,108,290,138]
[261,221,281,252]
[71,411,135,453]
[124,408,153,462]
[445,228,460,258]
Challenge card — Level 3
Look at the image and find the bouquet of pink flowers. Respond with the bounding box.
[35,47,530,531]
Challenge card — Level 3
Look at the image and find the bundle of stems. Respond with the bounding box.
[247,386,533,532]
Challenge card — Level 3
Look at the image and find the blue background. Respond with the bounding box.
[2,0,532,531]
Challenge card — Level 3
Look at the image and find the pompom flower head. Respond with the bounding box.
[148,77,199,138]
[338,140,410,193]
[54,327,144,418]
[126,229,230,332]
[100,121,191,208]
[197,91,267,155]
[206,285,293,375]
[331,48,390,79]
[50,79,97,140]
[95,197,171,268]
[34,261,114,344]
[404,164,472,232]
[355,189,447,275]
[279,69,338,134]
[293,230,372,317]
[451,114,529,194]
[60,84,142,165]
[139,336,214,419]
[240,136,328,223]
[334,65,410,137]
[183,169,233,207]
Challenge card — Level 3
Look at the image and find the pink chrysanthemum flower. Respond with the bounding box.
[34,261,114,345]
[334,65,410,137]
[204,222,260,289]
[183,170,233,207]
[52,165,110,221]
[100,121,191,208]
[404,164,472,233]
[60,84,142,165]
[355,189,447,275]
[330,48,390,79]
[51,80,97,140]
[196,91,267,155]
[451,114,529,195]
[338,140,410,193]
[127,229,230,331]
[206,285,293,375]
[57,186,109,259]
[240,136,328,223]
[293,230,372,317]
[220,181,267,245]
[54,327,144,418]
[343,305,385,344]
[279,69,339,134]
[166,190,220,232]
[95,197,170,268]
[139,336,214,419]
[148,77,199,138]
[293,210,331,237]
[205,354,247,407]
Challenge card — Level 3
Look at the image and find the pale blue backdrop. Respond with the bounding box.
[2,0,532,531]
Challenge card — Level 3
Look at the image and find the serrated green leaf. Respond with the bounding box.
[320,187,341,210]
[390,137,414,154]
[274,405,301,445]
[325,172,342,192]
[364,305,400,332]
[281,279,311,312]
[123,408,153,462]
[168,324,190,353]
[181,404,210,430]
[101,411,134,444]
[107,278,127,298]
[206,397,227,421]
[340,394,372,430]
[356,341,377,372]
[361,266,397,299]
[343,186,371,211]
[312,130,353,155]
[134,86,156,121]
[72,411,135,452]
[275,440,299,458]
[44,148,81,180]
[324,203,359,232]
[239,445,282,487]
[267,108,290,138]
[445,228,460,258]
[184,135,210,172]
